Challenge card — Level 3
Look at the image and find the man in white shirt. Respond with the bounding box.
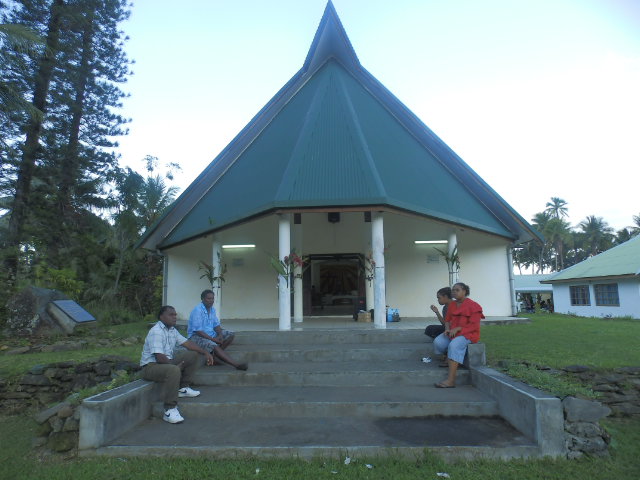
[140,305,214,424]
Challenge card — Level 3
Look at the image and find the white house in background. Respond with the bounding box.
[138,3,540,329]
[541,235,640,319]
[513,274,553,311]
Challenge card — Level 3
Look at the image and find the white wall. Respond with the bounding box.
[552,278,640,319]
[164,211,515,319]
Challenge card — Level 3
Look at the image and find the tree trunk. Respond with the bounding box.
[4,0,65,283]
[58,7,95,219]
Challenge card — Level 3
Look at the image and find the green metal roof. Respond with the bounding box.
[542,235,640,283]
[513,275,553,292]
[139,1,540,250]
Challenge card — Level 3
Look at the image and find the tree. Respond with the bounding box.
[1,0,131,290]
[544,197,568,219]
[577,215,614,257]
[2,0,65,286]
[544,217,572,271]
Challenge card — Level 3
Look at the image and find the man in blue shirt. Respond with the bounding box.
[188,289,248,370]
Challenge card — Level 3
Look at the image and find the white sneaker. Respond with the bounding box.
[163,407,184,424]
[178,386,200,398]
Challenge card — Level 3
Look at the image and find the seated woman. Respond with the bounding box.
[433,282,484,388]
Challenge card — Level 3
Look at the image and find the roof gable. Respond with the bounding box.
[140,2,540,250]
[543,235,640,282]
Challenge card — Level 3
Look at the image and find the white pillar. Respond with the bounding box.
[448,231,458,285]
[212,239,222,317]
[365,273,374,311]
[278,214,291,331]
[293,222,303,323]
[372,212,386,328]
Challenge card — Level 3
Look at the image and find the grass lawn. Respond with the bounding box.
[1,314,639,479]
[481,313,640,369]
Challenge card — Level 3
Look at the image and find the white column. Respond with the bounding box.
[365,274,374,311]
[372,212,386,328]
[278,214,291,331]
[212,240,222,316]
[448,231,458,285]
[293,221,303,323]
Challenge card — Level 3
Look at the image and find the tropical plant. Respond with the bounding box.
[577,215,614,257]
[198,253,227,288]
[544,196,568,219]
[435,245,460,285]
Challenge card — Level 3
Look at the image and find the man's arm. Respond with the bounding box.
[195,330,223,344]
[182,340,214,365]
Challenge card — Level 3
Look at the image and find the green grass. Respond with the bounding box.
[1,414,639,479]
[481,313,640,369]
[1,313,640,479]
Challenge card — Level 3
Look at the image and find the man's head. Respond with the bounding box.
[201,289,215,308]
[158,305,177,328]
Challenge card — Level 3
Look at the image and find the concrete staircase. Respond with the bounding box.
[83,328,565,460]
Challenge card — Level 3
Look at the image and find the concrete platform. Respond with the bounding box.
[80,321,564,460]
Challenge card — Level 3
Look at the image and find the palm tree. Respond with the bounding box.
[631,213,640,236]
[544,197,568,219]
[544,217,572,271]
[530,212,552,273]
[577,215,614,257]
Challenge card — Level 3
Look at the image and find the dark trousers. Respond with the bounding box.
[142,350,199,409]
[425,324,445,339]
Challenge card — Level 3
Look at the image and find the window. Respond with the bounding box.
[570,285,590,306]
[595,283,619,306]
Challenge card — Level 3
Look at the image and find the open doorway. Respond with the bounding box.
[303,253,366,316]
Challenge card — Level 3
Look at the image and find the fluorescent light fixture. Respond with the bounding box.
[222,244,256,249]
[414,240,448,244]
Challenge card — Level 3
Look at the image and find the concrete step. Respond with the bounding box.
[228,341,435,362]
[192,359,468,387]
[153,385,499,419]
[230,328,428,345]
[99,415,538,461]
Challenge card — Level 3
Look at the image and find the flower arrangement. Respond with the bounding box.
[364,251,375,285]
[270,249,309,288]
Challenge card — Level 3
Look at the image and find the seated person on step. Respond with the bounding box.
[187,289,248,371]
[433,282,483,388]
[140,305,214,424]
[425,286,452,366]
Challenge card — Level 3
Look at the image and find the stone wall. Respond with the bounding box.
[0,356,140,453]
[562,396,612,459]
[563,365,640,416]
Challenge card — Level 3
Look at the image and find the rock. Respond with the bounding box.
[47,432,77,452]
[57,405,74,418]
[29,365,46,375]
[564,365,591,373]
[568,435,607,454]
[592,384,618,392]
[37,421,53,436]
[4,286,69,336]
[49,416,64,433]
[1,392,32,400]
[20,374,51,386]
[615,366,640,375]
[62,416,79,432]
[563,396,611,422]
[564,421,605,438]
[610,403,640,416]
[5,347,31,355]
[93,362,112,376]
[32,436,48,448]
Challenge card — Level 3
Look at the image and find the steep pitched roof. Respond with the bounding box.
[140,2,540,250]
[542,235,640,283]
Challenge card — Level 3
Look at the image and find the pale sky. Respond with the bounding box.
[116,0,640,232]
